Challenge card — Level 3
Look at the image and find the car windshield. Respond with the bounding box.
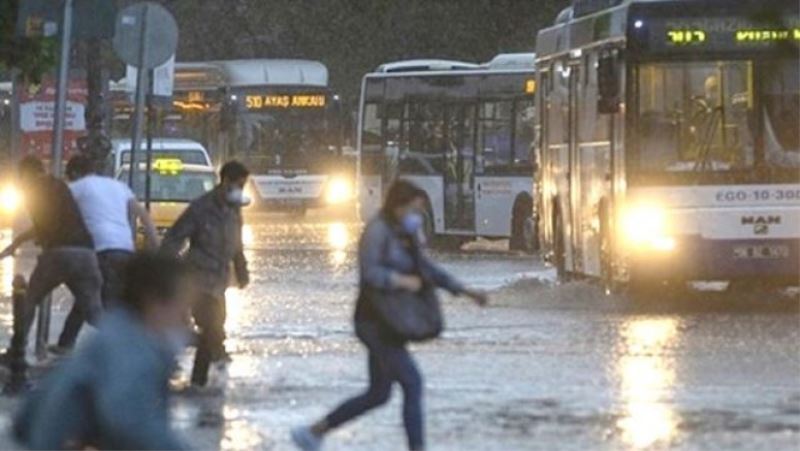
[119,170,216,202]
[636,60,756,173]
[121,149,210,166]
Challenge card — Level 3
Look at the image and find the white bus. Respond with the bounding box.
[536,0,800,288]
[113,59,353,215]
[357,55,538,249]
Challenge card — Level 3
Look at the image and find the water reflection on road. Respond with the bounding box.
[616,318,680,448]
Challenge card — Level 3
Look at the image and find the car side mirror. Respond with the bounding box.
[597,54,620,114]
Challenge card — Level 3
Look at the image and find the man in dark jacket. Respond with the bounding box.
[161,160,250,387]
[0,156,102,393]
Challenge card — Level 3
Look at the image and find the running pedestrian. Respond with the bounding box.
[12,253,194,450]
[292,180,488,451]
[0,156,103,393]
[54,154,159,352]
[160,160,250,388]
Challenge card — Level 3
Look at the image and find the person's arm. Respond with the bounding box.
[160,204,197,257]
[129,199,160,250]
[417,248,488,305]
[0,228,35,259]
[233,215,249,288]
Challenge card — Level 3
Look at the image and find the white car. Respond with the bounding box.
[108,138,213,175]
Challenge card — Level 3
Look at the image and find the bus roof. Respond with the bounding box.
[368,54,535,79]
[375,59,480,73]
[174,59,329,90]
[483,53,537,69]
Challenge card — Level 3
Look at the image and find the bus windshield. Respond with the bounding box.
[636,59,800,177]
[636,61,756,173]
[233,108,333,172]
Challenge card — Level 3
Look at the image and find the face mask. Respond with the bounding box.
[401,212,424,235]
[225,188,252,206]
[161,327,191,356]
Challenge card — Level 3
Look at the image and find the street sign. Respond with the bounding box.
[112,3,179,70]
[126,56,176,98]
[16,74,88,159]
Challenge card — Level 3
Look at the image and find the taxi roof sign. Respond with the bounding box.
[152,158,183,175]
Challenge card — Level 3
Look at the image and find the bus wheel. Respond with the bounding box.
[553,210,567,281]
[510,196,534,252]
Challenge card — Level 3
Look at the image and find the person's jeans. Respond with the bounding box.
[325,322,425,450]
[191,293,227,386]
[58,250,133,348]
[10,247,102,362]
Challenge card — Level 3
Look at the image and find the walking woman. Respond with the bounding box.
[292,180,487,451]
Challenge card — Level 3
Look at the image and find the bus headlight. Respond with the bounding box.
[0,184,22,215]
[622,204,675,251]
[325,177,353,205]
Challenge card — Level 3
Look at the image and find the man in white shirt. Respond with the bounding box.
[54,155,159,351]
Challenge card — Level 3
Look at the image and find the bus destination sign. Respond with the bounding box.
[644,16,800,53]
[245,94,326,110]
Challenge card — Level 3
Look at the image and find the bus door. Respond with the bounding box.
[443,103,476,231]
[568,63,583,273]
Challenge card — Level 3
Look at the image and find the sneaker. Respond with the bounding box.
[176,383,224,398]
[0,350,29,370]
[47,344,73,356]
[291,426,322,451]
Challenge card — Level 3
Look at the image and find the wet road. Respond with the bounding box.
[0,220,799,450]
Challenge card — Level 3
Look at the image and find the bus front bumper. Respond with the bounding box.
[628,236,800,283]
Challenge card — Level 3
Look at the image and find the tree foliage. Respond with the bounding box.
[0,0,56,82]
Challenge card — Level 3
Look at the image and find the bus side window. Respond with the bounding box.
[478,100,513,173]
[361,103,382,153]
[513,99,536,169]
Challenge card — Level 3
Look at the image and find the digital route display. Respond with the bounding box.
[244,94,327,110]
[639,16,800,53]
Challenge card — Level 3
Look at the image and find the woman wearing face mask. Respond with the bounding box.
[292,180,488,451]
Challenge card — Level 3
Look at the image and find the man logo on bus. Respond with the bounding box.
[741,215,780,235]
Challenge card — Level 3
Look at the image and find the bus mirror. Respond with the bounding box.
[221,101,237,131]
[597,55,620,114]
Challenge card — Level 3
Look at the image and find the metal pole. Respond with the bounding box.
[51,0,74,177]
[37,0,74,360]
[127,5,150,188]
[144,68,154,211]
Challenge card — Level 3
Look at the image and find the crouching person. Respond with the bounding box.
[13,253,194,450]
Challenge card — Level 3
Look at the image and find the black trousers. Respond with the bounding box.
[58,250,133,348]
[191,293,227,386]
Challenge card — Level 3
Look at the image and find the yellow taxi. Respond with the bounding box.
[117,159,217,232]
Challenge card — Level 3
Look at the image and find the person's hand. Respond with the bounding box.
[0,246,15,260]
[238,271,250,289]
[464,289,489,307]
[392,274,423,292]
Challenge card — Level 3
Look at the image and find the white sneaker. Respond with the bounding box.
[291,426,322,451]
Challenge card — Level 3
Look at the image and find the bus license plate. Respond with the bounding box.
[733,245,789,260]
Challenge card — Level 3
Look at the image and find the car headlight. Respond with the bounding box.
[622,204,675,251]
[0,184,22,215]
[325,177,352,205]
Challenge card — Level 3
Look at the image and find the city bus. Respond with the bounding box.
[357,54,538,249]
[535,0,799,289]
[113,59,352,215]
